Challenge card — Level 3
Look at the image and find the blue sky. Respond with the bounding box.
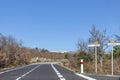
[0,0,120,51]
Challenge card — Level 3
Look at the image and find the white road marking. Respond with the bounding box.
[51,64,66,80]
[16,65,40,80]
[58,74,63,78]
[55,70,59,73]
[57,72,61,75]
[75,73,96,80]
[60,77,66,80]
[0,64,35,74]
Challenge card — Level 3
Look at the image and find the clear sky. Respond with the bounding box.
[0,0,120,51]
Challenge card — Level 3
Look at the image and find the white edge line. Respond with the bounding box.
[75,73,96,80]
[16,65,40,80]
[0,64,34,74]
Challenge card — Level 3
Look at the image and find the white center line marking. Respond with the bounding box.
[55,70,59,73]
[60,77,66,80]
[57,72,61,75]
[16,65,40,80]
[58,74,63,78]
[51,64,66,80]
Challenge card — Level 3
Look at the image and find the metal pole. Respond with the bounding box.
[112,46,114,75]
[95,47,97,73]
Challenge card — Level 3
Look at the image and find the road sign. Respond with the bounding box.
[108,43,120,46]
[88,44,100,47]
[88,42,100,73]
[94,41,99,45]
[108,40,120,75]
[88,41,100,47]
[110,40,115,43]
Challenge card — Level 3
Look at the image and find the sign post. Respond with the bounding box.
[88,41,100,73]
[108,40,120,75]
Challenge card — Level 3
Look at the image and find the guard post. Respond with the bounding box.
[80,59,84,73]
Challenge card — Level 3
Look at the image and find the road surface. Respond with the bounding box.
[0,64,87,80]
[0,63,119,80]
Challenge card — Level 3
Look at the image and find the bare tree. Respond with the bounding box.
[88,25,109,67]
[77,39,88,52]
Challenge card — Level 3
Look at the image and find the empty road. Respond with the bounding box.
[0,63,88,80]
[0,63,119,80]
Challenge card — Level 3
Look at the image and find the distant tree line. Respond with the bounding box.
[0,33,33,68]
[0,33,67,68]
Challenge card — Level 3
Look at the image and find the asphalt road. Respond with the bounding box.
[0,64,87,80]
[0,63,119,80]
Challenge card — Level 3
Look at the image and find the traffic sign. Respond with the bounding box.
[88,44,100,47]
[108,43,120,46]
[108,40,120,75]
[110,40,115,43]
[88,41,100,73]
[94,41,99,45]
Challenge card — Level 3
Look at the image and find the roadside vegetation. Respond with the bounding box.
[0,26,120,75]
[63,26,120,75]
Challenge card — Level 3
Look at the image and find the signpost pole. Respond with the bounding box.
[107,40,120,75]
[95,47,97,73]
[88,41,100,74]
[112,46,113,75]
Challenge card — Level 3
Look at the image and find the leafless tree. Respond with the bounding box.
[88,25,109,67]
[77,39,88,52]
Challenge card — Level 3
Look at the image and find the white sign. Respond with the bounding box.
[108,43,120,46]
[88,43,100,73]
[108,42,120,75]
[88,44,100,47]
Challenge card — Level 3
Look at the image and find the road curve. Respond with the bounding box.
[0,64,88,80]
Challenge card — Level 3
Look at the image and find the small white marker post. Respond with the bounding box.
[80,59,84,73]
[108,40,120,75]
[88,41,100,73]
